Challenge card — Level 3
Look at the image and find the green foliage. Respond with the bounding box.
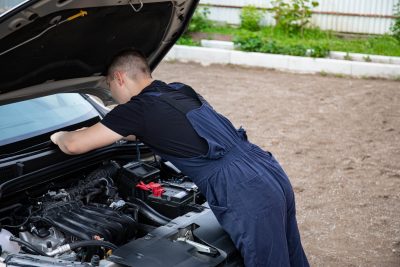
[203,24,399,56]
[391,1,400,42]
[267,0,319,35]
[233,30,329,58]
[327,34,400,56]
[181,5,400,58]
[187,7,213,34]
[179,7,212,44]
[308,44,330,57]
[240,5,264,31]
[176,36,199,46]
[233,31,263,51]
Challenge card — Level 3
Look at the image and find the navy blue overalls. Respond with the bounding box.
[147,83,309,267]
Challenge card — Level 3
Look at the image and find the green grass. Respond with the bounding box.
[178,24,400,57]
[326,35,400,56]
[200,24,242,35]
[176,36,200,46]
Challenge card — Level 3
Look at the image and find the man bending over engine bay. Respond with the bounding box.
[51,48,309,267]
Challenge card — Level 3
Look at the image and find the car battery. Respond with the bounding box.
[117,162,160,198]
[146,185,194,218]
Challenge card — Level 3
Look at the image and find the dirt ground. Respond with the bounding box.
[154,62,400,267]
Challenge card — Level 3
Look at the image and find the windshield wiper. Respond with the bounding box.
[0,140,54,159]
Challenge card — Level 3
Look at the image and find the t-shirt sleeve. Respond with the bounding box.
[101,99,144,137]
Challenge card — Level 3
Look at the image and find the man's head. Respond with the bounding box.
[106,48,153,103]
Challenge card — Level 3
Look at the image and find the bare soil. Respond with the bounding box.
[154,62,400,267]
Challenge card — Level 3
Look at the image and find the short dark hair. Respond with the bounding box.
[107,48,151,81]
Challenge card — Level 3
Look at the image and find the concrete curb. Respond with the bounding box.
[201,40,234,50]
[329,51,400,65]
[165,45,400,79]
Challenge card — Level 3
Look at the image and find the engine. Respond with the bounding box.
[0,159,204,264]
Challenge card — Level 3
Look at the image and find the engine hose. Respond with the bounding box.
[47,240,118,256]
[69,240,118,250]
[124,206,139,221]
[125,202,167,226]
[132,198,172,222]
[9,236,48,256]
[85,188,103,203]
[126,200,171,226]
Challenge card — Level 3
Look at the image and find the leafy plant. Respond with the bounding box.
[233,31,264,51]
[187,7,213,34]
[240,5,264,31]
[391,0,400,42]
[268,0,319,36]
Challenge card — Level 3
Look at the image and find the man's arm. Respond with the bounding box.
[50,122,123,155]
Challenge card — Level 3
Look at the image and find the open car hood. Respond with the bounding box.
[0,0,198,105]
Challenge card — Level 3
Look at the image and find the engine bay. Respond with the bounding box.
[0,157,215,266]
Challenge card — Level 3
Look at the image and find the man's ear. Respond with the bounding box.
[115,71,125,86]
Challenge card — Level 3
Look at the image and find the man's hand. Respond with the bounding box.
[50,123,123,155]
[50,131,67,145]
[123,135,137,141]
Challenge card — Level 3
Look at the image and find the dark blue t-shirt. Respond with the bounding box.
[101,80,209,157]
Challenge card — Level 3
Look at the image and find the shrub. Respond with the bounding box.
[268,0,319,35]
[240,5,264,31]
[391,0,400,42]
[233,31,264,51]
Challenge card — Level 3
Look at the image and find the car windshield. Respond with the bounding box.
[0,0,28,16]
[0,93,100,146]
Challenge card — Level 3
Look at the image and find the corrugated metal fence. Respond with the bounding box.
[0,0,397,34]
[200,0,398,34]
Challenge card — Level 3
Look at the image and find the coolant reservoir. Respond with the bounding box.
[0,228,21,254]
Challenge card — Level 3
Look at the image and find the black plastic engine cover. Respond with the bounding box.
[40,201,136,245]
[109,203,243,267]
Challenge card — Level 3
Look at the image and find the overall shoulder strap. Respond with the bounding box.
[156,83,203,114]
[168,82,203,104]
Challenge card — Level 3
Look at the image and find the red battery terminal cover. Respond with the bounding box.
[136,181,165,197]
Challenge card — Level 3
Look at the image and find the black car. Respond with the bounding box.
[0,1,243,266]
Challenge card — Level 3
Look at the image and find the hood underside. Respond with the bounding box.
[0,0,198,105]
